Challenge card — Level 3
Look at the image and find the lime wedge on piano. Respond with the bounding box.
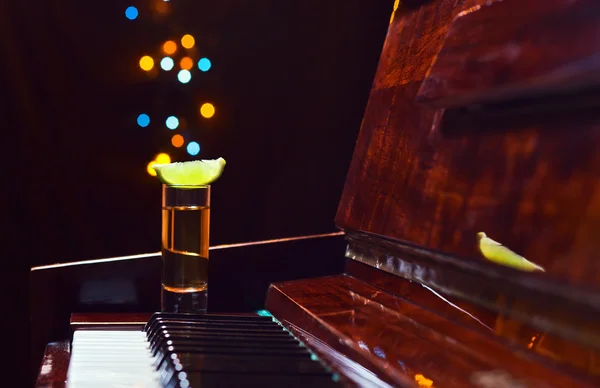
[152,157,226,185]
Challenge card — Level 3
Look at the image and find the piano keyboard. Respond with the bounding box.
[67,312,340,388]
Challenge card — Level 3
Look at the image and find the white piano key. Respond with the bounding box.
[67,329,162,388]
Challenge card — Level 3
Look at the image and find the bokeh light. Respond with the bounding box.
[200,103,215,118]
[180,57,193,70]
[171,134,184,148]
[147,161,157,176]
[125,6,138,20]
[181,34,195,49]
[155,153,171,164]
[166,116,179,130]
[160,57,174,71]
[187,141,200,156]
[137,113,150,127]
[198,58,212,72]
[177,70,191,84]
[139,55,154,71]
[162,41,177,55]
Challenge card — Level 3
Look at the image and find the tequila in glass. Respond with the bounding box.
[161,185,210,313]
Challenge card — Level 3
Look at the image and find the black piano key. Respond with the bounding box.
[149,312,274,322]
[151,336,300,357]
[147,323,285,342]
[152,327,291,340]
[147,328,293,356]
[147,318,278,335]
[142,312,341,386]
[182,371,340,388]
[146,319,283,340]
[154,344,312,371]
[147,313,277,327]
[164,344,310,357]
[167,353,331,375]
[144,312,273,331]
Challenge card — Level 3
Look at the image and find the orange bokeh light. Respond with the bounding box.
[181,34,195,49]
[171,134,184,148]
[180,57,193,70]
[162,40,177,55]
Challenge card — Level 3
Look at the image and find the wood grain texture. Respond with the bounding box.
[335,0,600,289]
[417,0,600,108]
[266,275,600,387]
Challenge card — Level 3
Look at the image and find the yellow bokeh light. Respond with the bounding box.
[139,56,154,71]
[200,103,215,118]
[181,34,195,49]
[171,134,184,148]
[155,153,171,164]
[180,57,193,70]
[147,161,157,176]
[163,40,177,55]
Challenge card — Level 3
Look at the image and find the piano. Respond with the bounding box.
[31,0,600,386]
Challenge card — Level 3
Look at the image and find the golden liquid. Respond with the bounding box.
[161,205,210,291]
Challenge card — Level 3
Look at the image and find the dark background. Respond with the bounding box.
[1,0,393,378]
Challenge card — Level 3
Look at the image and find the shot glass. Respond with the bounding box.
[161,184,210,313]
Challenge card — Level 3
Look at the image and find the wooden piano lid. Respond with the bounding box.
[267,0,600,386]
[336,0,600,296]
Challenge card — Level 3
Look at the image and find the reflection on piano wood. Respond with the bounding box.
[32,0,600,386]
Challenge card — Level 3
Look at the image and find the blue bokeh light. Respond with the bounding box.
[160,57,174,71]
[125,6,138,20]
[137,113,150,127]
[187,141,200,156]
[166,116,179,130]
[177,70,191,84]
[197,58,212,72]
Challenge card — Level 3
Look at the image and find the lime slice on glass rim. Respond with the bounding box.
[152,157,226,186]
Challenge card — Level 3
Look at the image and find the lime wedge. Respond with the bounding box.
[152,157,226,186]
[477,232,545,272]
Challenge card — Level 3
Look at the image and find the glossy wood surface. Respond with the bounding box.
[346,259,600,376]
[70,312,153,330]
[344,231,600,351]
[335,0,600,289]
[35,341,69,388]
[266,275,600,387]
[416,0,600,108]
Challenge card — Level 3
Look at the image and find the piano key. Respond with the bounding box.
[182,371,340,388]
[67,330,162,388]
[148,321,285,336]
[147,311,275,323]
[68,313,340,387]
[168,353,332,374]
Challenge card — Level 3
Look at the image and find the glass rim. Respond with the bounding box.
[162,183,211,189]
